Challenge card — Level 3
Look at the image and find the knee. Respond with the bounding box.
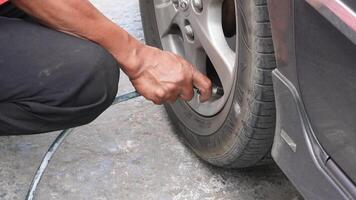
[84,44,120,104]
[57,42,120,126]
[74,43,120,116]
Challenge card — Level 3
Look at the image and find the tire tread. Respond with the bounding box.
[228,0,276,168]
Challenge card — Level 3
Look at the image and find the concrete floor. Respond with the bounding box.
[0,1,302,199]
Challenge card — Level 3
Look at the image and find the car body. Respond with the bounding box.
[269,0,356,199]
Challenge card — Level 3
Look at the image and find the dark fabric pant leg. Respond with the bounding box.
[0,17,120,135]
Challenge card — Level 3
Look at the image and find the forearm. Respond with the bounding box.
[12,0,144,76]
[11,0,212,103]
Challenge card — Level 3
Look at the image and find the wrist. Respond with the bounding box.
[91,21,145,78]
[116,40,146,79]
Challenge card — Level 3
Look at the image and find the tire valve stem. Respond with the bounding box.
[212,86,224,97]
[195,85,224,98]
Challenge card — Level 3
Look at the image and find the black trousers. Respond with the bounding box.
[0,16,120,135]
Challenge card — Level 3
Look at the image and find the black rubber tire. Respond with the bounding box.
[139,0,276,168]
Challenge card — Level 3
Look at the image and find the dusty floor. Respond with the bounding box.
[0,1,302,199]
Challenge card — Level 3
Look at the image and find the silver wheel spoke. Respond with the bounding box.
[188,1,236,94]
[154,0,238,117]
[182,39,207,73]
[154,0,180,37]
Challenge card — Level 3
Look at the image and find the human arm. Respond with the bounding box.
[11,0,212,103]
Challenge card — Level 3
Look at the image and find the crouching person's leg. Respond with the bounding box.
[0,17,120,135]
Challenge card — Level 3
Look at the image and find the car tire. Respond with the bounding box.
[139,0,276,168]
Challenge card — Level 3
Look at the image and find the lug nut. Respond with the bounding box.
[179,0,189,11]
[185,25,194,39]
[192,0,203,12]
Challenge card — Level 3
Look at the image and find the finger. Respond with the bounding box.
[166,92,180,103]
[152,98,163,105]
[141,91,163,105]
[192,70,212,102]
[175,60,195,101]
[131,78,163,105]
[141,89,163,105]
[164,84,181,103]
[166,95,179,103]
[180,89,194,101]
[153,87,167,105]
[180,79,194,101]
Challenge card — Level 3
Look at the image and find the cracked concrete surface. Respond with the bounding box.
[0,1,302,199]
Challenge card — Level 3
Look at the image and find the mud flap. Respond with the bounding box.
[272,69,356,200]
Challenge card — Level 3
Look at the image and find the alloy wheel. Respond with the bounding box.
[153,0,238,117]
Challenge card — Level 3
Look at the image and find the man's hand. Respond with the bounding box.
[126,46,211,104]
[12,0,212,104]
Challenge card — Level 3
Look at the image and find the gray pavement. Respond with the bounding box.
[0,1,301,199]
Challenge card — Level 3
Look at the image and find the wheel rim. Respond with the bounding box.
[153,0,237,117]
